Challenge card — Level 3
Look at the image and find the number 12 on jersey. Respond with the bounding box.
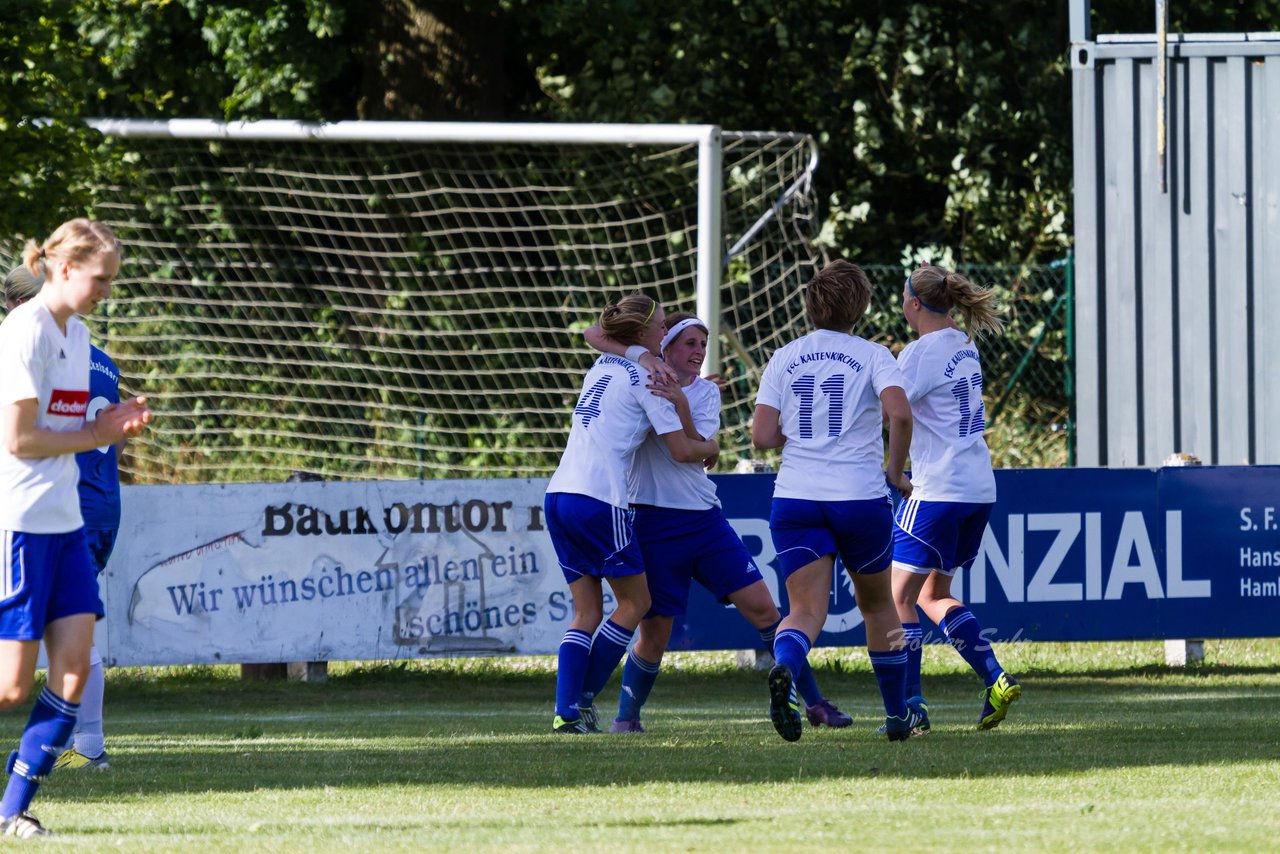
[951,372,985,437]
[790,374,845,439]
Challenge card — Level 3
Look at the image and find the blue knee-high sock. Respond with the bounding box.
[616,651,661,721]
[772,628,811,677]
[555,629,593,720]
[0,687,79,819]
[793,659,823,707]
[901,622,924,699]
[761,620,820,704]
[868,650,909,718]
[581,620,634,702]
[940,606,1003,687]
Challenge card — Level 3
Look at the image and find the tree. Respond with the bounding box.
[0,0,101,241]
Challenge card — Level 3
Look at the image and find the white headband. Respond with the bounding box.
[660,317,709,353]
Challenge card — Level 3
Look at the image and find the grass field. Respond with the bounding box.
[4,640,1278,851]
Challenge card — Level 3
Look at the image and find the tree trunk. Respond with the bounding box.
[358,0,529,120]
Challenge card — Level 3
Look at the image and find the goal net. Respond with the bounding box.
[81,121,820,482]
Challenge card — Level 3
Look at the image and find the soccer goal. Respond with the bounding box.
[85,119,820,482]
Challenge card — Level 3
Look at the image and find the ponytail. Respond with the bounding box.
[944,272,1004,339]
[908,265,1004,340]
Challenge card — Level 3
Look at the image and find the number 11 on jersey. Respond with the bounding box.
[791,373,846,439]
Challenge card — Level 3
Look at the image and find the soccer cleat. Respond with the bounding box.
[978,672,1022,730]
[877,697,930,737]
[609,718,646,734]
[552,715,591,734]
[578,702,601,733]
[767,664,804,742]
[54,748,111,770]
[906,696,931,734]
[805,699,853,728]
[884,706,929,742]
[0,811,49,838]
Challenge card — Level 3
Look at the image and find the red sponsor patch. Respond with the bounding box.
[47,389,89,417]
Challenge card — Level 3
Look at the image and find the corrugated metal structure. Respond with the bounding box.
[1071,2,1280,466]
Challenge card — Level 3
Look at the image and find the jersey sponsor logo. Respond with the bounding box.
[47,389,89,416]
[90,359,119,384]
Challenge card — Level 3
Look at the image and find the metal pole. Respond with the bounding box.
[1069,0,1092,43]
[1157,0,1169,193]
[1066,249,1077,466]
[696,127,724,375]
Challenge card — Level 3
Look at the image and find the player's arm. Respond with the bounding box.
[660,429,718,463]
[751,404,785,450]
[881,386,913,499]
[584,324,678,385]
[2,396,151,459]
[646,379,704,440]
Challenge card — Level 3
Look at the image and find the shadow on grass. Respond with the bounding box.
[19,670,1280,805]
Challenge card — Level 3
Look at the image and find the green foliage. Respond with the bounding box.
[74,0,355,119]
[0,1,100,239]
[503,0,1074,264]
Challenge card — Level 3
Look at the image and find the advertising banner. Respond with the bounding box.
[102,467,1280,665]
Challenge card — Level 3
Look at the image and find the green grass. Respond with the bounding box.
[5,640,1280,851]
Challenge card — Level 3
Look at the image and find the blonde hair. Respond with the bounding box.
[4,265,44,305]
[908,264,1004,339]
[22,218,121,280]
[599,294,659,345]
[806,259,871,331]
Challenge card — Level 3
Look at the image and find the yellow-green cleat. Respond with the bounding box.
[552,715,591,734]
[53,748,110,770]
[978,672,1021,730]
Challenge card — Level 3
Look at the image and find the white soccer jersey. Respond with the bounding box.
[756,329,905,501]
[629,376,721,510]
[896,327,996,503]
[547,355,686,508]
[0,295,91,533]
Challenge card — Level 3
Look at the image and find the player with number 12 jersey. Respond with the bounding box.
[890,264,1020,733]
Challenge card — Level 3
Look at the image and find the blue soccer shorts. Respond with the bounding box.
[769,496,894,578]
[0,528,105,640]
[893,499,994,576]
[544,492,646,583]
[634,505,763,617]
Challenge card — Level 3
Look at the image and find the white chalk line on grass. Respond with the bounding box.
[99,688,1280,729]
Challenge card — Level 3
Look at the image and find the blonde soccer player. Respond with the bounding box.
[544,294,718,733]
[0,220,150,835]
[581,313,854,732]
[890,265,1020,731]
[753,260,921,742]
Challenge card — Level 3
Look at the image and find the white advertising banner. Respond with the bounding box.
[105,479,567,665]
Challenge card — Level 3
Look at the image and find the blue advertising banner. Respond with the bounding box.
[103,466,1277,665]
[666,466,1280,649]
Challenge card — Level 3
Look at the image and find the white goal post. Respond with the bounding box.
[82,118,820,482]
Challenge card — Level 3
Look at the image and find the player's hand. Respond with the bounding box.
[638,352,679,386]
[703,446,720,471]
[647,378,689,410]
[702,371,731,393]
[94,396,152,443]
[887,471,912,500]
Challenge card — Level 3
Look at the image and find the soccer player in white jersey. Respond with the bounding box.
[891,265,1020,730]
[581,312,854,732]
[544,294,719,734]
[753,260,922,742]
[6,265,120,770]
[0,220,150,836]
